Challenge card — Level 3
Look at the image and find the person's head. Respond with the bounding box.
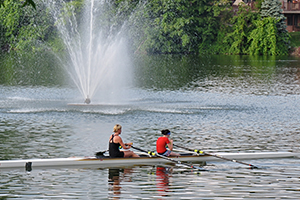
[161,129,171,136]
[113,124,122,133]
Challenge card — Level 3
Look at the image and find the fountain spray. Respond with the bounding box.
[46,0,132,104]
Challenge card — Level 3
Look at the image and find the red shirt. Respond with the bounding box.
[156,137,170,154]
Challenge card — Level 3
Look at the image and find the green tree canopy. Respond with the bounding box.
[0,0,292,55]
[223,4,259,55]
[248,0,290,55]
[135,0,232,54]
[0,0,53,51]
[0,0,36,9]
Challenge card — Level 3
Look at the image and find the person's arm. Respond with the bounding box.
[115,136,131,149]
[125,142,133,147]
[167,139,173,151]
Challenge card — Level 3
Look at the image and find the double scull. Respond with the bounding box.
[0,151,297,170]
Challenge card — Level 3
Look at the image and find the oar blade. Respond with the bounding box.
[249,164,260,169]
[95,150,107,157]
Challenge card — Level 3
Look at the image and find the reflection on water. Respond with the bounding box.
[135,54,300,95]
[108,168,133,199]
[156,166,173,196]
[0,52,64,86]
[108,168,122,199]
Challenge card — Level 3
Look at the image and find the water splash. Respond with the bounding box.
[46,0,132,104]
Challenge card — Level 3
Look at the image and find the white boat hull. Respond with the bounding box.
[0,152,296,170]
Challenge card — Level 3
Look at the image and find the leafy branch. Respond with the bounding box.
[0,0,36,9]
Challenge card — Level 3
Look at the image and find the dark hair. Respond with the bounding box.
[161,129,170,135]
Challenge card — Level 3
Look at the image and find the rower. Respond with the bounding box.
[156,129,180,157]
[108,124,140,158]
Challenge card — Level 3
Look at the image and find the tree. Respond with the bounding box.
[0,0,53,51]
[248,17,279,55]
[135,0,232,54]
[261,0,287,33]
[223,4,259,54]
[257,0,290,54]
[0,0,36,9]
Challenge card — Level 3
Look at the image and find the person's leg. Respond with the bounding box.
[169,151,180,157]
[162,150,171,156]
[123,150,140,158]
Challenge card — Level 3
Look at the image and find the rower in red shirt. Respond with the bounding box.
[156,129,180,157]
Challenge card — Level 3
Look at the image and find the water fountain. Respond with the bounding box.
[46,0,133,104]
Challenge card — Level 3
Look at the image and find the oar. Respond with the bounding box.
[173,144,259,169]
[131,146,207,171]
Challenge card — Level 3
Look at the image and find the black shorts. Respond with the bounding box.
[109,151,124,158]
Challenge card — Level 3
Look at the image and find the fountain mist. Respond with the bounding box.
[46,0,132,104]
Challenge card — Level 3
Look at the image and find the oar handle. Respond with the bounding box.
[173,144,259,169]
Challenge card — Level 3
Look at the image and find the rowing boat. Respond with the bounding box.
[0,151,296,170]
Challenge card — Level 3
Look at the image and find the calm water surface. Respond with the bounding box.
[0,55,300,199]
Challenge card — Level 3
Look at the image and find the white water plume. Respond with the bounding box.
[46,0,132,104]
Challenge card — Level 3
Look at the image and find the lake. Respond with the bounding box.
[0,54,300,199]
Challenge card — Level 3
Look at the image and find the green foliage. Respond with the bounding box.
[220,0,290,56]
[198,0,232,54]
[0,0,36,9]
[261,0,287,31]
[135,0,232,54]
[22,0,36,9]
[248,17,278,55]
[0,0,292,56]
[223,5,259,55]
[289,32,300,47]
[247,0,290,55]
[0,0,53,51]
[0,0,20,43]
[248,17,289,55]
[253,0,264,10]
